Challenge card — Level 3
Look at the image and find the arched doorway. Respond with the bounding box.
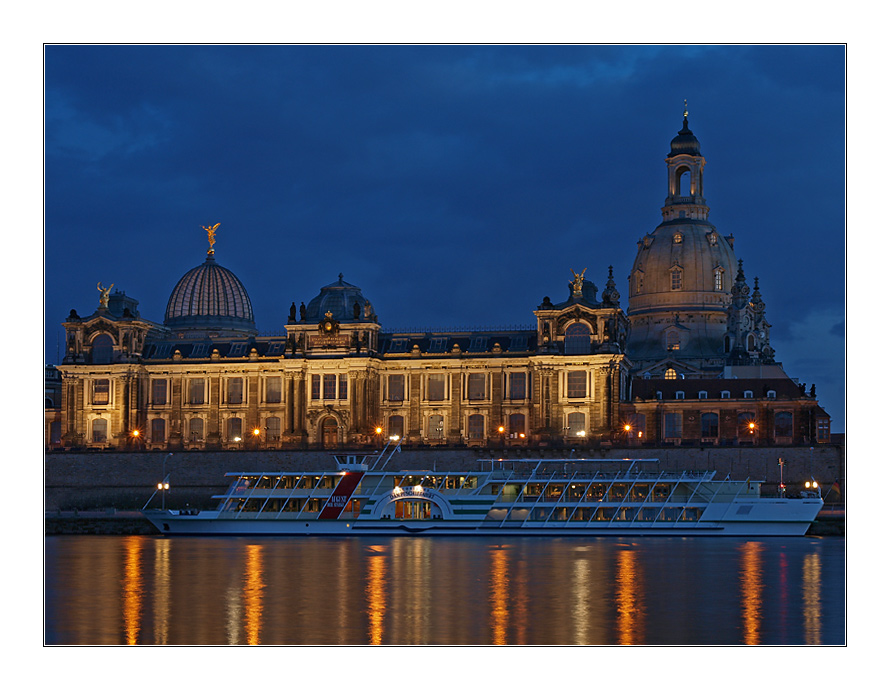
[321,417,339,448]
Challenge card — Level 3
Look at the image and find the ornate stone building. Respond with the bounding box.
[49,114,831,452]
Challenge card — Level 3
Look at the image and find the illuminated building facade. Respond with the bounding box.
[49,115,831,451]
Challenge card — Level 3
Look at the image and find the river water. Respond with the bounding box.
[44,535,845,645]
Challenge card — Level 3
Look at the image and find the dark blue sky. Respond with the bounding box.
[44,45,846,429]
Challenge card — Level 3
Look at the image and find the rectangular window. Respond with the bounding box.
[816,419,830,442]
[228,417,242,442]
[338,375,348,400]
[566,371,586,398]
[151,418,166,443]
[227,377,243,404]
[266,377,282,404]
[151,379,167,405]
[701,413,718,438]
[775,412,793,437]
[567,412,586,435]
[311,375,320,400]
[323,374,337,400]
[428,414,444,439]
[671,270,682,290]
[92,418,107,443]
[189,379,205,405]
[467,373,486,400]
[508,372,526,400]
[664,412,682,439]
[428,374,446,401]
[92,379,110,405]
[266,416,281,441]
[468,414,485,439]
[388,374,405,402]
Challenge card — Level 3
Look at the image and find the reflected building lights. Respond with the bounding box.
[572,558,591,645]
[152,538,171,645]
[121,536,143,645]
[243,544,265,645]
[615,549,644,645]
[366,551,388,645]
[489,548,509,645]
[802,552,822,645]
[739,541,764,645]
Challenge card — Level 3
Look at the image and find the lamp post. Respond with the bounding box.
[159,452,172,509]
[778,457,785,497]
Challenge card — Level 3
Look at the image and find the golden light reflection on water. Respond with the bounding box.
[489,547,509,645]
[152,538,171,645]
[121,536,142,645]
[739,541,764,645]
[243,544,265,645]
[615,548,644,645]
[802,552,822,645]
[366,547,388,645]
[573,558,590,645]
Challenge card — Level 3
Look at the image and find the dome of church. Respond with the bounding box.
[164,252,257,335]
[304,274,376,322]
[668,116,701,158]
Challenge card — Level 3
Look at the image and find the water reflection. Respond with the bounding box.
[802,552,822,645]
[615,548,644,645]
[739,541,764,645]
[44,536,844,645]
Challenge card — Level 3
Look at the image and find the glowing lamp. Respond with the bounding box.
[252,428,260,436]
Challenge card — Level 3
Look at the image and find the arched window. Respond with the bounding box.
[670,268,683,290]
[428,414,444,439]
[188,417,204,442]
[468,414,484,439]
[666,331,681,351]
[91,334,114,364]
[92,418,108,443]
[228,417,243,441]
[151,418,166,443]
[775,412,793,438]
[714,268,724,291]
[508,413,526,438]
[665,368,677,380]
[747,334,756,350]
[388,415,404,439]
[564,323,591,355]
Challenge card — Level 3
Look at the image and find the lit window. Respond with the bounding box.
[666,332,681,351]
[467,373,486,400]
[151,379,167,406]
[671,269,683,290]
[388,374,405,402]
[266,377,282,404]
[388,415,404,438]
[228,417,243,442]
[714,268,724,291]
[816,418,830,442]
[323,374,337,400]
[567,412,585,435]
[92,379,110,405]
[566,371,587,398]
[508,413,526,438]
[665,368,677,380]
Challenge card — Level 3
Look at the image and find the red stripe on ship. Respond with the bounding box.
[318,472,364,519]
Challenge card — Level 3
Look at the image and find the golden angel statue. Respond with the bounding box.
[570,268,587,296]
[97,282,114,308]
[203,223,220,253]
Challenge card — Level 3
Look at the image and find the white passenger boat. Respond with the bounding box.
[143,445,823,537]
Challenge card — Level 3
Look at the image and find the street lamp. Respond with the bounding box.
[778,457,785,497]
[159,452,172,509]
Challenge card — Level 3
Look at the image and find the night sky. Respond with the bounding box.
[43,45,846,430]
